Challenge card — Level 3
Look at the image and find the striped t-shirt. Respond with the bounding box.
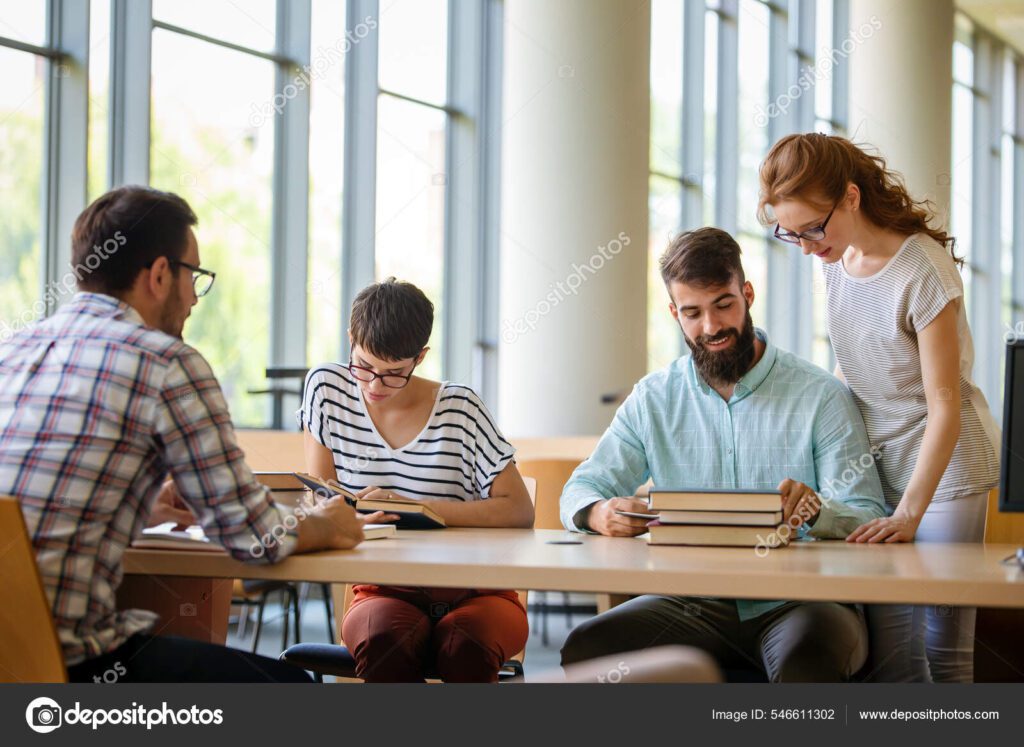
[822,233,1001,507]
[298,363,516,501]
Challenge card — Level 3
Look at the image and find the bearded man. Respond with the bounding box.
[558,227,887,682]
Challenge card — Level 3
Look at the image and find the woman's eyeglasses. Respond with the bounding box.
[774,203,838,245]
[348,360,418,389]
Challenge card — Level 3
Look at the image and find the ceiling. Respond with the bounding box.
[958,0,1024,54]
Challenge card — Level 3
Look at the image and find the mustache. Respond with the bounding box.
[694,328,739,348]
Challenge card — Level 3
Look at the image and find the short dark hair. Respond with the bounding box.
[350,277,434,361]
[71,186,198,294]
[659,227,746,290]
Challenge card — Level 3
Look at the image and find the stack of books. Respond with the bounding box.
[646,488,787,548]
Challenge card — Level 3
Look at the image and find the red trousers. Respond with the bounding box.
[341,585,529,683]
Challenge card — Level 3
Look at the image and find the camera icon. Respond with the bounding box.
[180,602,197,617]
[934,604,953,618]
[25,698,62,733]
[681,602,702,617]
[429,602,450,619]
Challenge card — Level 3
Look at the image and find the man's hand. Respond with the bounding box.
[147,479,196,528]
[302,496,365,551]
[584,497,653,537]
[778,478,821,530]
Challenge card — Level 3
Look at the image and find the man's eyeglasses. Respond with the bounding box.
[348,360,418,389]
[773,203,838,245]
[171,260,216,297]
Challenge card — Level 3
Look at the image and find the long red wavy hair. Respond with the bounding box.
[757,133,960,265]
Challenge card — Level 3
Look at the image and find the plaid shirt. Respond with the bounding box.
[0,293,297,666]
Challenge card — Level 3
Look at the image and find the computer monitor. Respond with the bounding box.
[999,338,1024,513]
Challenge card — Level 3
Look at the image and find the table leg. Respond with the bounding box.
[118,575,232,645]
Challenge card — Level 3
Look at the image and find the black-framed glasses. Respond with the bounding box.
[171,260,216,297]
[348,360,418,389]
[774,203,838,244]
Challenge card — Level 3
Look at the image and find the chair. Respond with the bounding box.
[232,430,331,649]
[517,458,594,644]
[280,479,539,682]
[976,487,1024,682]
[0,496,67,682]
[231,578,304,652]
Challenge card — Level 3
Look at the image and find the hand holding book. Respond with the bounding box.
[777,478,821,530]
[292,472,447,529]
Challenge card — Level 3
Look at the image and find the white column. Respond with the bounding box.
[498,0,650,437]
[847,0,954,221]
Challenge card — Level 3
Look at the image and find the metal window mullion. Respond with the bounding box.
[42,0,90,313]
[270,0,311,390]
[786,0,815,361]
[340,0,380,362]
[0,36,63,57]
[765,1,789,353]
[830,0,849,135]
[680,0,704,232]
[714,0,738,235]
[109,0,151,187]
[476,0,502,408]
[443,0,484,387]
[151,19,294,66]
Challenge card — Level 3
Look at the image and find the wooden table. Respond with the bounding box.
[122,528,1024,610]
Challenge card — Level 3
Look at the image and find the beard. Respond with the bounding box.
[683,305,757,387]
[158,277,189,339]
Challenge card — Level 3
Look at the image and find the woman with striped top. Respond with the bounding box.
[299,278,534,682]
[757,133,1001,682]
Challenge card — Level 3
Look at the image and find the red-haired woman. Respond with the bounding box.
[758,133,1000,682]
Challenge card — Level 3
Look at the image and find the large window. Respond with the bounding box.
[1,0,500,428]
[375,0,449,382]
[1,2,58,340]
[647,0,848,373]
[306,0,348,368]
[149,12,278,426]
[951,14,1024,411]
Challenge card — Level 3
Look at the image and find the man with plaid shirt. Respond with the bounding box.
[0,187,377,682]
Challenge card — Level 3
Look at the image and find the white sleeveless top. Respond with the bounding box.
[297,363,516,500]
[821,233,1000,507]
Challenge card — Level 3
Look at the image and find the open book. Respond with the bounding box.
[131,523,227,553]
[292,472,446,529]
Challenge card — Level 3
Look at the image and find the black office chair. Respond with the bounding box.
[234,581,336,652]
[279,643,524,683]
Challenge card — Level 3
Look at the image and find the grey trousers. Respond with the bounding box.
[862,491,989,683]
[561,596,868,682]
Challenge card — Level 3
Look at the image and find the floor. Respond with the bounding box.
[225,585,598,681]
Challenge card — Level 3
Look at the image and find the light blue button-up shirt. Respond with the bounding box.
[560,328,886,620]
